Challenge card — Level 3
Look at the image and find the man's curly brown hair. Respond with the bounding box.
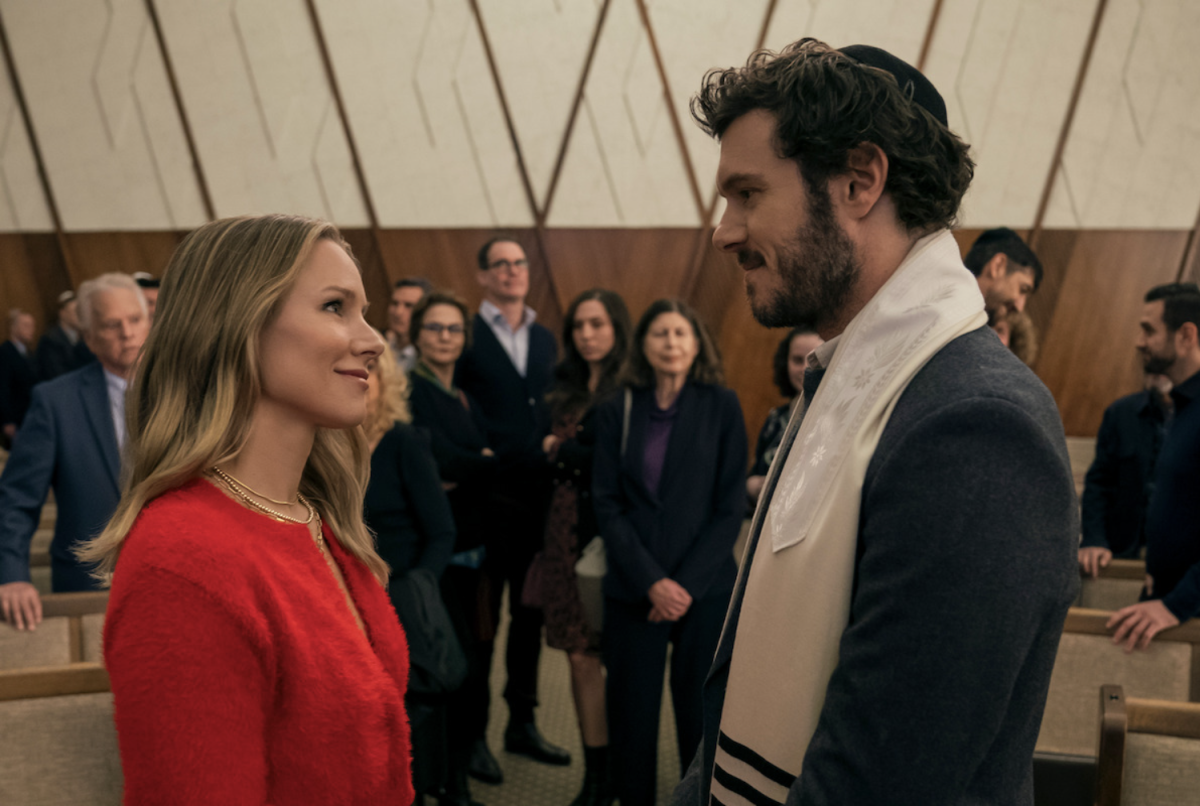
[692,38,974,233]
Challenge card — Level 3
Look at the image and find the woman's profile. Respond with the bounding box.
[78,214,413,805]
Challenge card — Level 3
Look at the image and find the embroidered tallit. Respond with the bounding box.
[711,230,987,805]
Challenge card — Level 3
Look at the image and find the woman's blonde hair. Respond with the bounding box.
[77,214,389,584]
[363,342,411,445]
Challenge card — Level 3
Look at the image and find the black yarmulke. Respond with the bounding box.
[839,44,948,128]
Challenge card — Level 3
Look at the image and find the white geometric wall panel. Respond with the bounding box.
[646,0,770,212]
[475,0,604,214]
[155,0,368,226]
[314,0,532,228]
[547,0,698,227]
[924,0,1096,229]
[765,0,935,61]
[1045,0,1200,229]
[0,33,52,232]
[0,0,206,230]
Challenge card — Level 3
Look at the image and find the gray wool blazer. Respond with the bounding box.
[674,326,1080,806]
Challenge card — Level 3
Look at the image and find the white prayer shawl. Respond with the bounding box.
[712,230,987,805]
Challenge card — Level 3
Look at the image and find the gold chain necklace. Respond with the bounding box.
[211,466,297,506]
[210,470,331,559]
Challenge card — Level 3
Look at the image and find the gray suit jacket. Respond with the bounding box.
[674,327,1079,806]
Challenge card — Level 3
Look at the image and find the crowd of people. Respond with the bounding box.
[0,36,1197,806]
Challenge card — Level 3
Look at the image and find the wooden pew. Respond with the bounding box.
[1094,685,1200,806]
[0,663,122,805]
[0,590,108,670]
[1037,608,1200,759]
[1065,436,1095,497]
[1077,559,1147,612]
[31,545,51,594]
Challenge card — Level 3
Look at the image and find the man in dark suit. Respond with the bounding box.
[0,273,148,630]
[36,290,95,381]
[0,308,38,447]
[454,236,568,780]
[675,40,1078,805]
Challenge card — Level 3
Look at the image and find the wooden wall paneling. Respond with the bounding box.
[339,228,392,333]
[539,229,700,325]
[0,234,71,338]
[1024,228,1080,368]
[1037,230,1188,436]
[373,229,562,338]
[1180,203,1200,284]
[61,232,186,284]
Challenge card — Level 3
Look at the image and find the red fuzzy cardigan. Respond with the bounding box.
[104,479,413,805]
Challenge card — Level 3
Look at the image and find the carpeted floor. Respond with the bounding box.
[443,594,682,806]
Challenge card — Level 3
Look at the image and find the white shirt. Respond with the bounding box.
[808,335,841,372]
[104,368,128,451]
[9,339,27,357]
[479,299,537,378]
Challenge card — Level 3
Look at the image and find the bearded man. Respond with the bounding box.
[1105,286,1200,652]
[674,40,1078,806]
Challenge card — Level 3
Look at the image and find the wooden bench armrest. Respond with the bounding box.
[0,662,110,701]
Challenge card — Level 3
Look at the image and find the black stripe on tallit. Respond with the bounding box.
[717,730,797,788]
[713,764,785,806]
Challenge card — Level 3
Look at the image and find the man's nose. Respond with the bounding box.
[712,211,744,253]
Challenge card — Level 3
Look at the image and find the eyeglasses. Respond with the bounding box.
[487,258,529,272]
[421,323,465,336]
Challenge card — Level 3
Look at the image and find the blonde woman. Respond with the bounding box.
[78,215,413,805]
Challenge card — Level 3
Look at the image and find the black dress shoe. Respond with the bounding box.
[503,721,572,766]
[467,739,503,785]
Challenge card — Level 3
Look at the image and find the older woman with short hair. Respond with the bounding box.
[592,298,747,806]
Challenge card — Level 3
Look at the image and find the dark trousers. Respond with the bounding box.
[480,493,546,727]
[52,559,102,592]
[441,565,490,794]
[605,592,729,806]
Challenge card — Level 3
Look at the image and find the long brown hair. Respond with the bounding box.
[77,214,389,584]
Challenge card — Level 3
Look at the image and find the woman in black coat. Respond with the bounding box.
[592,299,747,806]
[405,291,498,806]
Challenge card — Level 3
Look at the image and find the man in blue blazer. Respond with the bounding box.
[453,236,566,780]
[0,273,148,630]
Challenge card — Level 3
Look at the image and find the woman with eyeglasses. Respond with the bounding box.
[406,290,498,806]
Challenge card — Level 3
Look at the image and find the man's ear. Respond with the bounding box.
[1175,321,1199,351]
[983,253,1008,280]
[834,142,888,221]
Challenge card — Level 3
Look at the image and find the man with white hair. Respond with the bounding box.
[0,273,149,629]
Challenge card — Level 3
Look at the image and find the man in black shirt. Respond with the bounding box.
[1078,372,1172,576]
[1110,286,1200,650]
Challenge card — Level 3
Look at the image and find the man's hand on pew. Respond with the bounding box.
[0,581,43,631]
[1078,547,1112,578]
[1107,600,1179,653]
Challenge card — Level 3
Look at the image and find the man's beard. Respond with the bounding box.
[741,187,861,330]
[1142,345,1176,376]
